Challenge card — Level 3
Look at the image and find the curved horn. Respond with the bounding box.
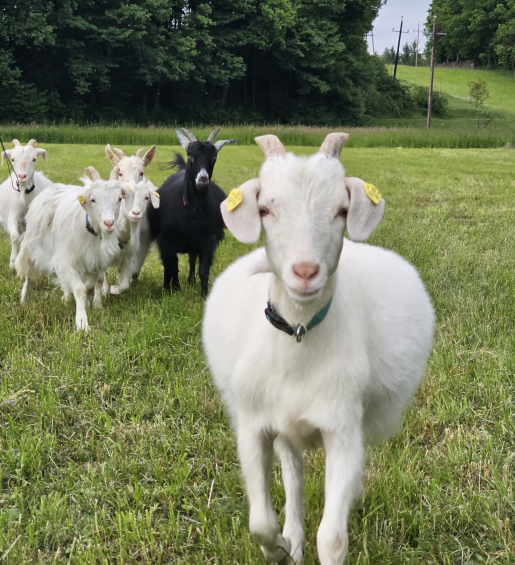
[207,127,221,144]
[27,139,37,147]
[175,128,191,151]
[113,147,125,159]
[12,139,21,147]
[86,166,101,180]
[135,148,145,158]
[319,133,349,159]
[214,138,237,152]
[254,135,286,160]
[110,166,120,180]
[181,128,197,143]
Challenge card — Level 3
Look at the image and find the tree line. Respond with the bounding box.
[425,0,515,68]
[0,0,410,126]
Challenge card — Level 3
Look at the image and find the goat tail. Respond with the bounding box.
[160,152,186,171]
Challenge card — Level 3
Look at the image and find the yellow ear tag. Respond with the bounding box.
[126,184,132,191]
[227,188,243,212]
[153,191,160,198]
[78,195,86,205]
[363,182,381,204]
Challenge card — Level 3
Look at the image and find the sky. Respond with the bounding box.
[367,0,433,56]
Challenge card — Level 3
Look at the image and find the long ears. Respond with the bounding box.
[319,133,349,158]
[1,150,12,165]
[141,145,156,167]
[220,179,262,243]
[35,148,47,162]
[175,128,191,151]
[255,135,286,159]
[86,166,101,180]
[110,166,120,180]
[105,144,120,165]
[345,177,385,242]
[12,139,21,147]
[207,127,221,144]
[27,139,37,147]
[214,138,237,152]
[145,180,160,208]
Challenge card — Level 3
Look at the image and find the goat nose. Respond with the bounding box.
[104,220,114,229]
[132,210,140,216]
[292,262,320,280]
[18,173,26,180]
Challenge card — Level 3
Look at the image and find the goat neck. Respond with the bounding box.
[268,269,337,331]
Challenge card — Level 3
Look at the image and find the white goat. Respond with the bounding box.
[15,167,126,331]
[102,144,157,293]
[0,139,51,269]
[202,134,435,565]
[100,178,160,296]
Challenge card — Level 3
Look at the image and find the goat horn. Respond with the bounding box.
[175,128,191,151]
[113,147,125,159]
[181,128,197,143]
[86,166,101,180]
[12,139,21,147]
[207,127,221,144]
[254,135,286,160]
[135,148,145,158]
[110,166,120,180]
[214,138,237,152]
[27,139,37,147]
[319,133,349,159]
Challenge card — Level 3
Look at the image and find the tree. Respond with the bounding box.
[468,79,489,107]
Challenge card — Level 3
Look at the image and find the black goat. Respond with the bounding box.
[144,127,237,297]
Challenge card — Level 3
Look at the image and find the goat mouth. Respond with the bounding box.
[288,286,323,300]
[196,179,209,189]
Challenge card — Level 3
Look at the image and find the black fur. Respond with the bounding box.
[147,141,227,297]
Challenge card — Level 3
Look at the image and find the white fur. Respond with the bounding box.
[202,136,435,564]
[15,176,124,331]
[0,140,50,269]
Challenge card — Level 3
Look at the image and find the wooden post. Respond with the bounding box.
[415,22,420,67]
[394,18,403,79]
[500,98,503,110]
[427,13,437,128]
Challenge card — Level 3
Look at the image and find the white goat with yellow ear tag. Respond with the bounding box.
[15,166,126,331]
[203,133,434,565]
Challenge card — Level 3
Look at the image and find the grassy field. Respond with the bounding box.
[1,144,515,563]
[396,65,515,113]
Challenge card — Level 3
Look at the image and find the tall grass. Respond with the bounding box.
[1,123,515,148]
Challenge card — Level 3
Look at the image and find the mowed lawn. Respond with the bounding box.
[0,144,514,564]
[396,64,515,113]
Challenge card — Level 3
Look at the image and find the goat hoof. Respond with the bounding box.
[9,260,16,271]
[110,285,122,295]
[76,318,89,332]
[260,535,292,563]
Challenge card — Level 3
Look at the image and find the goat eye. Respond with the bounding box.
[139,172,144,176]
[119,172,123,177]
[32,158,36,162]
[259,206,269,217]
[338,208,348,218]
[91,198,97,204]
[145,196,149,200]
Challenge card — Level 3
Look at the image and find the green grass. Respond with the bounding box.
[396,64,515,113]
[1,144,515,563]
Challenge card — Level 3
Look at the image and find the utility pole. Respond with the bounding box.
[427,12,447,128]
[415,22,420,67]
[392,18,409,79]
[365,29,375,55]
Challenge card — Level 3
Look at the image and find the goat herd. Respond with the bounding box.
[0,130,435,565]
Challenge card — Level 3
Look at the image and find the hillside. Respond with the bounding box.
[395,65,515,113]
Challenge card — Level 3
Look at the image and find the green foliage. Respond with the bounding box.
[409,85,449,117]
[0,0,412,125]
[468,79,490,107]
[1,145,515,562]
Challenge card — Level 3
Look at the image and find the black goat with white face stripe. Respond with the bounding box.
[143,127,237,297]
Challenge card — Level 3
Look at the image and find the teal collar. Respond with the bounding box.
[265,297,333,343]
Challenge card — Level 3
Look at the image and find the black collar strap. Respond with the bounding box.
[85,214,99,237]
[24,184,36,194]
[265,298,333,343]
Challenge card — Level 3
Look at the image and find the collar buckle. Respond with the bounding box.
[294,325,306,343]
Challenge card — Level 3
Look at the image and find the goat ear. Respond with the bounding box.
[221,179,261,244]
[142,145,156,167]
[105,144,120,165]
[345,177,385,242]
[1,150,11,165]
[77,189,94,216]
[35,148,47,162]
